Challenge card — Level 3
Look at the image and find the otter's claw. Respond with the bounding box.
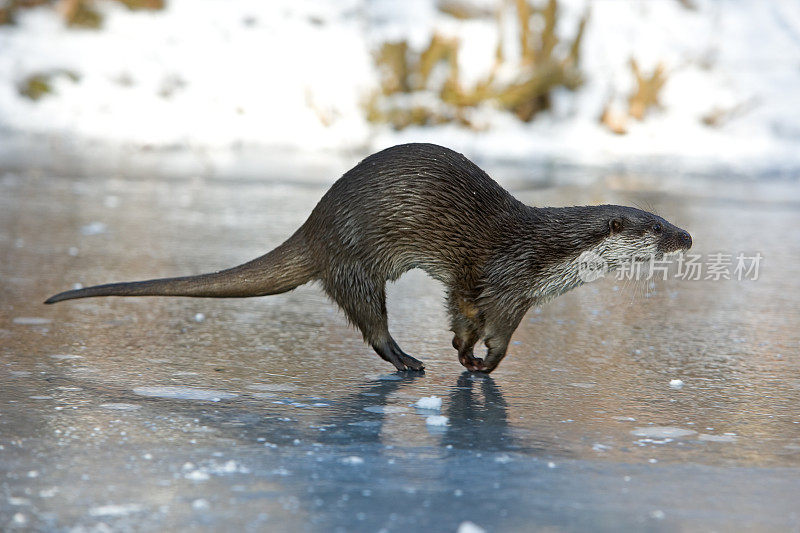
[459,353,487,372]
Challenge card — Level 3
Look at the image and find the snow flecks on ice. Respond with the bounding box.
[414,396,442,410]
[425,415,449,427]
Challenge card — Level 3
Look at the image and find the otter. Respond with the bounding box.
[45,143,692,373]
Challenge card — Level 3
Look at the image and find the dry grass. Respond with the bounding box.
[18,70,80,100]
[1,0,164,29]
[437,0,494,20]
[628,58,667,120]
[600,58,670,134]
[366,0,588,130]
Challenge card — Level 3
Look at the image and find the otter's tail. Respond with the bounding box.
[44,232,315,304]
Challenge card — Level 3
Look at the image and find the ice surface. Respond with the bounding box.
[699,434,738,443]
[341,456,365,465]
[669,379,685,389]
[3,156,800,531]
[132,386,238,401]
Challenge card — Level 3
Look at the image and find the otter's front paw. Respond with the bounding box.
[459,354,487,372]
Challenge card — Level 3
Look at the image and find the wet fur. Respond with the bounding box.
[45,143,691,373]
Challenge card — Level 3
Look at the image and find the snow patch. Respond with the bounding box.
[79,222,108,236]
[458,522,486,533]
[414,396,442,410]
[192,499,210,511]
[425,415,449,427]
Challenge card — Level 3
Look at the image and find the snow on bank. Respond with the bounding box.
[1,0,799,170]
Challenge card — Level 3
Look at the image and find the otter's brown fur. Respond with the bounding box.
[45,143,692,373]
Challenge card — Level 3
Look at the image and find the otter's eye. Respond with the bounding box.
[653,223,662,234]
[610,218,623,233]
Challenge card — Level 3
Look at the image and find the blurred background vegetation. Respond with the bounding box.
[3,0,673,135]
[0,0,794,167]
[366,0,587,129]
[1,0,163,28]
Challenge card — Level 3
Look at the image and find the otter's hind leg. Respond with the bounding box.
[323,271,424,371]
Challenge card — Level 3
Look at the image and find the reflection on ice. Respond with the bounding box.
[247,383,298,392]
[132,386,238,401]
[363,405,408,414]
[89,503,144,517]
[50,354,83,360]
[12,317,52,325]
[631,427,697,439]
[100,403,141,411]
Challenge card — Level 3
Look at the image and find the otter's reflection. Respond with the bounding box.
[312,372,426,445]
[440,372,518,452]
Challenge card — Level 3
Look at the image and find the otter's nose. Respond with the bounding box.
[680,231,692,249]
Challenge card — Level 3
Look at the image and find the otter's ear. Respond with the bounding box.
[609,217,623,234]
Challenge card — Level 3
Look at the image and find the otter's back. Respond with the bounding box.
[301,144,525,277]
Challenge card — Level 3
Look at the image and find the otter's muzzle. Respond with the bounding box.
[659,228,692,254]
[679,230,692,249]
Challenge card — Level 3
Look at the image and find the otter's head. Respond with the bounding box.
[599,206,692,265]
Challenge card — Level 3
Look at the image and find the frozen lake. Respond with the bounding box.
[2,146,800,531]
